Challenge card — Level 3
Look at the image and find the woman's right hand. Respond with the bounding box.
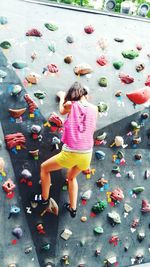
[56,91,66,99]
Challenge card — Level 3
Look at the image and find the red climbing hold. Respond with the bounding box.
[47,64,59,73]
[145,75,150,86]
[119,73,134,84]
[126,87,150,105]
[84,25,94,34]
[96,56,107,66]
[26,28,42,37]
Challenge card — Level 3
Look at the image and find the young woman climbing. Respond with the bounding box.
[32,81,98,218]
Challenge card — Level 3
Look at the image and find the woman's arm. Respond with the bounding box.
[57,91,72,115]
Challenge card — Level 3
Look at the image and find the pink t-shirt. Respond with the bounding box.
[61,101,97,150]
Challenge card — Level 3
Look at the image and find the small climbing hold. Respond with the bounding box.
[144,169,150,179]
[8,108,26,118]
[51,136,60,150]
[122,50,139,59]
[114,136,128,148]
[80,240,85,246]
[0,16,8,25]
[145,75,150,86]
[21,169,32,179]
[11,85,22,96]
[95,150,105,160]
[0,41,11,49]
[80,216,87,222]
[136,44,142,51]
[137,231,145,242]
[98,77,107,87]
[96,132,107,141]
[124,203,133,213]
[81,190,92,200]
[64,55,73,64]
[111,188,124,202]
[114,37,124,42]
[2,178,16,193]
[24,94,38,113]
[8,264,16,267]
[61,255,70,265]
[26,72,41,84]
[131,218,139,228]
[93,226,104,234]
[97,102,108,113]
[141,112,149,120]
[0,69,7,78]
[132,186,144,194]
[141,199,150,212]
[96,56,107,66]
[132,136,141,145]
[113,61,124,70]
[84,25,94,34]
[34,91,46,99]
[40,242,51,251]
[130,121,140,130]
[107,211,121,225]
[116,150,124,159]
[105,256,117,265]
[8,205,20,219]
[109,235,119,246]
[92,200,107,214]
[26,28,42,37]
[29,149,39,159]
[12,226,23,239]
[44,23,58,31]
[36,223,45,234]
[12,61,27,69]
[48,43,56,53]
[112,166,120,174]
[95,249,101,256]
[134,153,142,160]
[115,91,122,97]
[97,38,108,50]
[74,63,92,75]
[24,246,32,254]
[46,64,59,73]
[126,87,150,105]
[31,124,41,134]
[136,63,145,72]
[66,35,74,43]
[96,177,108,188]
[31,52,37,60]
[60,228,72,240]
[119,73,134,84]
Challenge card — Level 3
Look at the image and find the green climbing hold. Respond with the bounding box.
[130,121,140,130]
[34,91,46,99]
[132,186,145,194]
[11,85,22,96]
[48,43,55,53]
[122,50,139,59]
[41,243,50,251]
[113,61,124,70]
[92,200,107,214]
[98,77,107,87]
[62,185,68,191]
[94,226,104,234]
[0,41,11,49]
[116,150,124,159]
[80,240,85,246]
[112,166,120,173]
[97,102,108,113]
[45,23,58,31]
[12,61,28,69]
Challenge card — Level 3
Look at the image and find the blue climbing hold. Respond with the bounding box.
[95,150,105,160]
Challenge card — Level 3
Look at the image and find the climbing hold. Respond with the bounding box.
[112,166,120,174]
[145,169,150,179]
[97,38,108,50]
[96,177,108,188]
[40,242,51,251]
[31,52,37,60]
[110,188,124,202]
[2,178,16,193]
[114,136,128,148]
[115,91,122,97]
[131,218,139,228]
[145,75,150,86]
[97,102,108,113]
[0,16,8,24]
[24,246,32,254]
[130,121,140,130]
[80,216,87,222]
[136,63,145,72]
[92,200,107,213]
[46,64,58,73]
[113,61,124,70]
[136,44,142,51]
[61,255,70,265]
[48,43,56,53]
[24,94,38,113]
[21,169,32,179]
[60,228,72,240]
[64,55,73,64]
[8,205,21,219]
[126,87,150,105]
[119,73,134,84]
[124,203,133,213]
[36,223,45,234]
[137,231,145,242]
[98,77,107,87]
[29,149,39,159]
[41,197,59,216]
[12,61,27,69]
[5,132,26,149]
[114,37,124,42]
[116,150,124,159]
[8,108,26,118]
[141,112,149,120]
[74,63,92,75]
[31,124,41,134]
[26,28,42,37]
[95,150,105,160]
[133,136,141,144]
[26,72,41,84]
[109,235,119,246]
[12,226,23,239]
[11,85,22,96]
[0,41,11,49]
[0,69,7,78]
[51,136,60,149]
[8,264,16,267]
[96,132,107,141]
[122,50,139,59]
[141,199,150,212]
[93,226,104,234]
[95,249,101,256]
[81,190,92,200]
[107,211,121,224]
[66,35,74,43]
[34,91,46,99]
[134,153,142,160]
[84,25,94,34]
[44,23,58,31]
[48,113,63,128]
[96,56,107,66]
[132,186,144,194]
[80,240,85,246]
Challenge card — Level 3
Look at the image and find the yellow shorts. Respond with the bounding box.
[55,151,92,171]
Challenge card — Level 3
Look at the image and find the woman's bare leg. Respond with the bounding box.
[41,155,62,200]
[67,166,81,210]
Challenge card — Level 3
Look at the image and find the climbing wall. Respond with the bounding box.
[0,0,150,266]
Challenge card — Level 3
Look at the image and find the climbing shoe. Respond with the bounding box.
[64,203,77,218]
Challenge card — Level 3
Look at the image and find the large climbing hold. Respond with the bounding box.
[26,28,42,37]
[0,41,11,49]
[12,61,28,69]
[110,188,124,202]
[107,211,121,225]
[8,108,26,118]
[5,132,26,149]
[119,73,134,84]
[122,50,139,59]
[26,72,41,84]
[126,87,150,105]
[24,94,38,113]
[74,63,92,75]
[92,200,107,214]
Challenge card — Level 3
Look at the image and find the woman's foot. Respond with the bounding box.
[64,203,77,218]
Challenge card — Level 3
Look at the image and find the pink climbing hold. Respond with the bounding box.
[145,75,150,86]
[110,188,124,202]
[96,56,107,66]
[126,87,150,105]
[119,73,134,84]
[84,25,95,34]
[141,199,150,212]
[26,28,42,37]
[136,44,142,51]
[47,64,59,73]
